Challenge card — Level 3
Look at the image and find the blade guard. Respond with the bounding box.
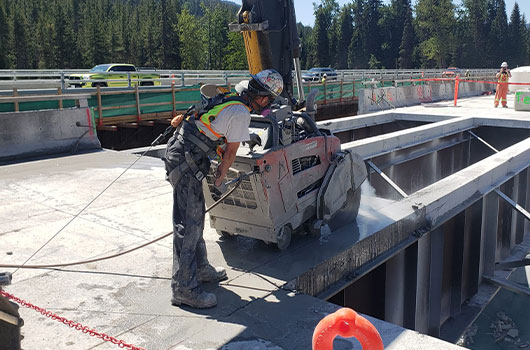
[316,151,367,221]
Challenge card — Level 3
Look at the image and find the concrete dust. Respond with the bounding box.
[357,181,397,237]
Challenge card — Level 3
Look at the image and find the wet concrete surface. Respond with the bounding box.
[1,149,463,349]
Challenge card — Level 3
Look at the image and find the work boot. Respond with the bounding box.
[198,264,228,283]
[171,287,217,309]
[502,105,508,108]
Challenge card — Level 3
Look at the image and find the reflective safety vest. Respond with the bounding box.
[197,94,251,139]
[192,93,251,160]
[498,72,509,83]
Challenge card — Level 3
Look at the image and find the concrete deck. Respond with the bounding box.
[2,93,527,349]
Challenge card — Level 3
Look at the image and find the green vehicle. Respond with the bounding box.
[68,63,161,88]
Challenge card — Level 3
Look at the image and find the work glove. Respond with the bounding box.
[243,133,262,152]
[171,114,184,128]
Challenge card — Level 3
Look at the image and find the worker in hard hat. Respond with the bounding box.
[164,69,283,309]
[494,62,511,108]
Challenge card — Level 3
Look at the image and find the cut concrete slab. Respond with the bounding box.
[1,148,465,349]
[8,94,530,349]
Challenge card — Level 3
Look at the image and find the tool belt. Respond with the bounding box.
[165,119,223,187]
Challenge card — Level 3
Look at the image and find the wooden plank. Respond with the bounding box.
[0,94,92,103]
[97,111,174,126]
[135,85,141,122]
[96,86,103,126]
[13,88,19,111]
[118,122,139,129]
[57,87,63,109]
[138,102,173,108]
[171,82,176,116]
[138,121,155,126]
[99,104,137,111]
[96,125,118,131]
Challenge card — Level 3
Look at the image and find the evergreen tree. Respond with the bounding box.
[398,8,415,68]
[203,4,230,70]
[297,23,313,69]
[9,3,31,68]
[177,8,206,70]
[487,0,509,67]
[336,5,353,69]
[224,31,248,70]
[36,14,56,69]
[452,6,470,67]
[92,19,111,65]
[161,0,181,69]
[508,3,525,67]
[364,0,382,67]
[55,2,76,68]
[312,2,335,67]
[415,0,456,68]
[349,0,368,68]
[0,0,10,68]
[522,14,530,65]
[463,0,488,67]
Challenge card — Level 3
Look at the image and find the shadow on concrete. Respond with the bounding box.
[175,282,414,350]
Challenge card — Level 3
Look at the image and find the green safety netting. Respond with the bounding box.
[0,99,78,113]
[0,78,426,115]
[96,84,204,118]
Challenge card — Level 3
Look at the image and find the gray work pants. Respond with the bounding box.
[170,171,209,292]
[164,134,211,293]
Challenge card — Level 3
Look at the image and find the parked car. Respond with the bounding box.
[68,63,161,88]
[302,67,338,82]
[441,67,462,78]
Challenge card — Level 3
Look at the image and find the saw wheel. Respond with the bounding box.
[276,225,292,250]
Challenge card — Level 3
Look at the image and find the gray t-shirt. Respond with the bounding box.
[198,104,251,143]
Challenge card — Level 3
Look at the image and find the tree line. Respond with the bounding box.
[0,0,527,70]
[0,0,247,70]
[302,0,528,69]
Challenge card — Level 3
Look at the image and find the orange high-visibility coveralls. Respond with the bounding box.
[495,72,510,107]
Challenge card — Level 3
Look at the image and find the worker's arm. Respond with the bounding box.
[496,72,501,79]
[214,142,240,186]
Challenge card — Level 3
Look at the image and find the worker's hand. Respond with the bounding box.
[214,180,228,194]
[171,114,184,127]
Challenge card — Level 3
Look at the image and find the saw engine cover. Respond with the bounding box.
[316,151,367,221]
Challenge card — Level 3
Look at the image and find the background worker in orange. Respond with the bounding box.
[495,62,511,108]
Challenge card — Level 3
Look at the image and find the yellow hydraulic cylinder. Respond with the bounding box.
[241,11,273,75]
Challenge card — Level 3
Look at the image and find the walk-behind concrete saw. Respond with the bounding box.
[203,103,367,250]
[202,0,367,249]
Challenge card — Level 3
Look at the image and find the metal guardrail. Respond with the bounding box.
[0,69,498,91]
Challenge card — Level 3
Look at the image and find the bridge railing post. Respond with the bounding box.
[60,72,65,91]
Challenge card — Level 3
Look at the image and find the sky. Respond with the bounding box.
[232,0,530,27]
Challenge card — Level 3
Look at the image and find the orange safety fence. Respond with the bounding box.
[403,77,530,107]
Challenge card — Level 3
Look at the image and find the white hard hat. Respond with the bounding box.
[235,80,249,94]
[501,62,508,68]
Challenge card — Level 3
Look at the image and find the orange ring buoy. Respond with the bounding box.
[312,308,384,350]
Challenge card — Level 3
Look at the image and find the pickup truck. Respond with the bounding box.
[68,63,160,88]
